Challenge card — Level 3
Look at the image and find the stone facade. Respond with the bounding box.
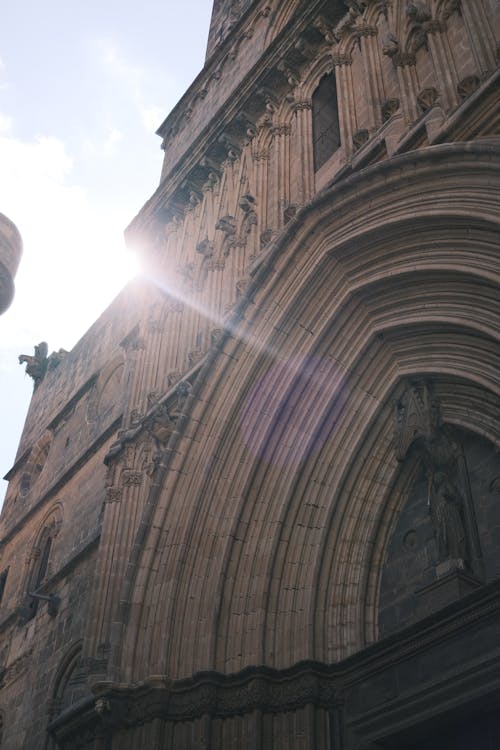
[0,1,499,748]
[0,213,22,315]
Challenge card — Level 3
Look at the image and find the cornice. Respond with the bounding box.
[126,0,346,242]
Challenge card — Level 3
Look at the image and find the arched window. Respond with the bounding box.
[23,506,62,620]
[27,536,52,618]
[312,73,341,171]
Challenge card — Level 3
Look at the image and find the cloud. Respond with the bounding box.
[95,39,173,133]
[0,57,9,91]
[140,104,165,132]
[0,128,137,353]
[0,112,12,132]
[82,126,123,157]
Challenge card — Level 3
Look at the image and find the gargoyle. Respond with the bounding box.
[19,342,49,387]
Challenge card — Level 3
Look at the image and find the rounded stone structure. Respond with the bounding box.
[0,211,22,314]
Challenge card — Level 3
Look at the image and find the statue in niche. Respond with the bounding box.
[429,471,468,564]
[394,380,482,575]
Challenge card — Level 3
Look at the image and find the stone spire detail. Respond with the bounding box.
[206,0,254,59]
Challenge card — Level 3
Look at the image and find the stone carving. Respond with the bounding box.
[382,32,415,66]
[216,215,237,257]
[239,193,258,235]
[407,0,432,23]
[188,349,203,367]
[394,381,482,573]
[382,98,400,122]
[19,342,49,387]
[436,0,461,24]
[382,32,400,59]
[167,370,180,388]
[202,170,220,192]
[235,277,251,299]
[260,228,273,249]
[277,60,301,87]
[196,238,215,289]
[283,204,297,224]
[169,380,192,422]
[457,75,480,100]
[429,471,467,563]
[313,16,338,44]
[148,402,175,447]
[210,328,223,346]
[121,469,143,487]
[104,486,122,504]
[417,87,439,112]
[147,390,161,408]
[353,129,370,151]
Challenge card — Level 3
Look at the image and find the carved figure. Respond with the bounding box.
[429,471,468,563]
[19,342,49,387]
[394,381,481,573]
[216,215,237,257]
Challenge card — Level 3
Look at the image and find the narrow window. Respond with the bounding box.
[0,569,8,605]
[312,73,341,171]
[28,536,52,618]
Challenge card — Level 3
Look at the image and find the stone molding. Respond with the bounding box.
[49,579,500,745]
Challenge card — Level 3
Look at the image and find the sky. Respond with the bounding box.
[0,0,213,501]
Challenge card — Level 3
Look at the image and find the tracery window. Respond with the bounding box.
[312,73,341,171]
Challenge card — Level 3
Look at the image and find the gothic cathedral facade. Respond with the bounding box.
[1,1,500,747]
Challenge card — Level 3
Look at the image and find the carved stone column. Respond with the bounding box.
[426,20,460,111]
[359,27,386,131]
[332,54,357,157]
[393,55,420,123]
[460,0,497,75]
[293,101,314,206]
[272,122,292,228]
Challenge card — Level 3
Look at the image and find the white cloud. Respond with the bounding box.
[0,58,9,91]
[82,126,123,157]
[0,112,12,132]
[141,104,164,132]
[0,129,137,352]
[95,39,172,133]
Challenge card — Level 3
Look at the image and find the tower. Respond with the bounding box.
[0,1,499,748]
[0,213,22,315]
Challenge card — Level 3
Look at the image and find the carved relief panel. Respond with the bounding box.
[379,382,500,637]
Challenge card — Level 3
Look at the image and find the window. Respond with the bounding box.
[0,570,8,606]
[312,73,341,171]
[23,506,62,621]
[26,536,52,619]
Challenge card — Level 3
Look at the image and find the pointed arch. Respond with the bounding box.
[114,142,500,682]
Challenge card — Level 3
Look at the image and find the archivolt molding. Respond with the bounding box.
[24,502,63,596]
[116,143,500,683]
[297,52,335,100]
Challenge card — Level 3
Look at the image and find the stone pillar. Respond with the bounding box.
[426,21,460,111]
[272,123,292,228]
[293,102,314,206]
[333,54,357,156]
[360,28,386,131]
[460,0,497,75]
[394,56,421,123]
